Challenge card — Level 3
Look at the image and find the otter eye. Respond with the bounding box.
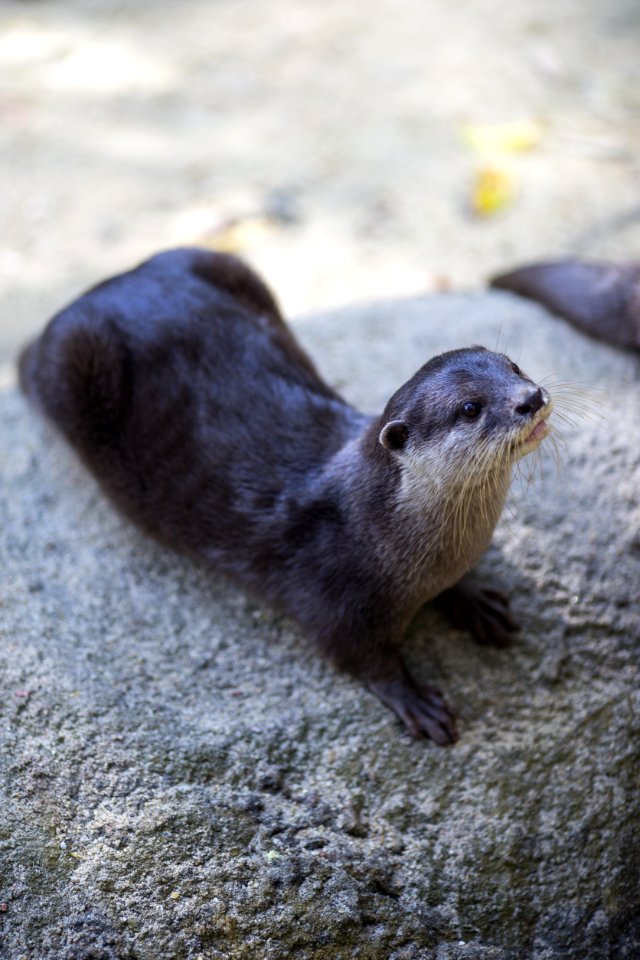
[461,401,482,419]
[511,362,521,376]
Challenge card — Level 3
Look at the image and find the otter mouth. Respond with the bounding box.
[525,418,549,443]
[518,404,552,450]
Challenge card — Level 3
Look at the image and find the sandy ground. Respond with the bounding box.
[1,0,640,368]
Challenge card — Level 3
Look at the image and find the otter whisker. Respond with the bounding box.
[554,398,603,422]
[547,434,564,477]
[537,378,604,423]
[551,411,580,429]
[538,374,595,392]
[547,425,568,450]
[551,406,604,430]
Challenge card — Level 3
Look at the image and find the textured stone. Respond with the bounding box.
[1,291,639,959]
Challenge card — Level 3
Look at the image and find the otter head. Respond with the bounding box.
[378,347,552,484]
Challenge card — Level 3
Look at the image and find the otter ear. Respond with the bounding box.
[379,419,409,451]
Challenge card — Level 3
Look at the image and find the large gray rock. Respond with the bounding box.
[1,291,639,960]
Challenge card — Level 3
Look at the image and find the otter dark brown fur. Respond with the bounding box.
[19,248,553,744]
[491,259,640,351]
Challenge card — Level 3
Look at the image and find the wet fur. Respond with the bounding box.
[20,248,550,744]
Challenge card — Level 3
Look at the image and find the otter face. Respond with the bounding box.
[379,347,552,472]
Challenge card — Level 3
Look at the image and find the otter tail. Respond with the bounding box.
[490,259,640,351]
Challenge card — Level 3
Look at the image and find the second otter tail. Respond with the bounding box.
[491,259,640,351]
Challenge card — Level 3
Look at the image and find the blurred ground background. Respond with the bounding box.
[1,0,640,368]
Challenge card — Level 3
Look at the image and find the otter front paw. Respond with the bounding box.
[368,669,458,745]
[436,577,520,648]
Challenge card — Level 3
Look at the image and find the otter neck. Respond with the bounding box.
[330,424,513,603]
[321,422,512,602]
[397,462,512,592]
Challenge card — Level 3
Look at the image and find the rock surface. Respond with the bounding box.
[1,291,639,959]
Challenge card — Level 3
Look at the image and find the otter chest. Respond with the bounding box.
[392,470,511,604]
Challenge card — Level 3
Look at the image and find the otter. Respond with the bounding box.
[19,248,553,745]
[491,259,640,351]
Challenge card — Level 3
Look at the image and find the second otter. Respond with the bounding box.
[19,248,553,745]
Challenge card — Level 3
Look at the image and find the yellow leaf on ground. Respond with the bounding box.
[471,165,518,217]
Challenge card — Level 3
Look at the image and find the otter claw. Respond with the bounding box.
[368,673,458,746]
[436,579,520,648]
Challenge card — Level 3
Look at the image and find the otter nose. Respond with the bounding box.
[515,387,544,417]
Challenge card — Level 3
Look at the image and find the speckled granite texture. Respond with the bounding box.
[1,291,639,959]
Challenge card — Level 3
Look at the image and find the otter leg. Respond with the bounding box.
[366,659,458,745]
[435,575,519,648]
[319,625,457,744]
